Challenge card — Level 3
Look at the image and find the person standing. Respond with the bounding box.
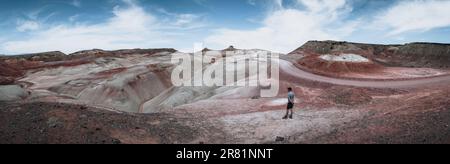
[283,87,295,119]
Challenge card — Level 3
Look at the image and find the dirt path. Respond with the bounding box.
[279,60,450,88]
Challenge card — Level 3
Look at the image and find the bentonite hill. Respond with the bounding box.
[1,40,449,144]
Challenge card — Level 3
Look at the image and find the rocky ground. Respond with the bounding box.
[0,102,213,144]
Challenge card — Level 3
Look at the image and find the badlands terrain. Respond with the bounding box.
[1,40,449,144]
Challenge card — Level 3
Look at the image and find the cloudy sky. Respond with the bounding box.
[0,0,449,54]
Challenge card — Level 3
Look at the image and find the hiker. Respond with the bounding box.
[283,87,295,119]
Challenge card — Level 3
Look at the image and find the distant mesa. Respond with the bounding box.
[202,48,212,52]
[0,48,179,62]
[290,40,450,69]
[0,51,67,62]
[71,49,106,56]
[223,45,237,51]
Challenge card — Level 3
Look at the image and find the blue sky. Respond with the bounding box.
[0,0,449,54]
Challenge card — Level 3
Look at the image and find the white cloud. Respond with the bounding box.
[193,0,209,8]
[69,14,80,22]
[247,0,257,6]
[16,7,57,32]
[71,0,81,8]
[375,0,450,35]
[1,0,198,54]
[27,7,45,20]
[204,0,352,53]
[16,20,40,32]
[173,14,203,28]
[298,0,346,12]
[157,8,206,30]
[7,0,448,55]
[274,0,283,9]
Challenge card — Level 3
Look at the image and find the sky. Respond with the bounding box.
[0,0,449,55]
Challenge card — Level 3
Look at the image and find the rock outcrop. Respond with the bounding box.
[290,40,450,69]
